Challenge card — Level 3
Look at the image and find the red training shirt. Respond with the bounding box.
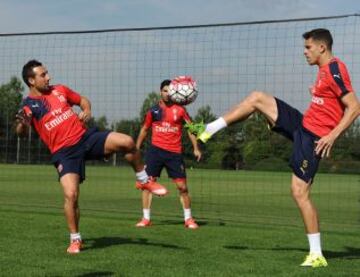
[143,101,191,153]
[21,85,87,154]
[302,57,354,137]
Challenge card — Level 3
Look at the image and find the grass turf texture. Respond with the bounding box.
[0,164,359,276]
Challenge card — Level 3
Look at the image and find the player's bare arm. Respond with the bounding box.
[187,131,202,161]
[136,125,149,149]
[315,92,360,158]
[78,96,92,123]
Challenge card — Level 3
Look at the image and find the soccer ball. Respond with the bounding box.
[168,76,198,105]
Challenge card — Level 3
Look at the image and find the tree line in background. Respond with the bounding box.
[1,77,359,173]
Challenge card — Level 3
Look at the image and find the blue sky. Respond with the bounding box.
[0,0,359,33]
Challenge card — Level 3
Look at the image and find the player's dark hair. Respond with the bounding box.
[22,59,43,87]
[302,28,333,51]
[160,79,171,90]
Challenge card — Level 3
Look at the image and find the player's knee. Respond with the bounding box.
[107,132,136,153]
[291,186,308,204]
[121,134,135,152]
[248,90,266,106]
[177,184,188,194]
[64,191,79,205]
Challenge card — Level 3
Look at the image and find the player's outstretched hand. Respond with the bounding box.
[194,149,202,162]
[315,133,336,158]
[78,110,91,123]
[15,108,32,126]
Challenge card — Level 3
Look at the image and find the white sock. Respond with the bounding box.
[184,208,192,221]
[70,232,82,242]
[205,117,227,136]
[136,169,149,184]
[307,233,322,255]
[143,209,151,220]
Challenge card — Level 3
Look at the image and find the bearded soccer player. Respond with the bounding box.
[135,79,202,229]
[15,60,168,254]
[187,29,360,267]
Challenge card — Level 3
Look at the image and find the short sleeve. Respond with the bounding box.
[143,111,153,128]
[329,61,354,98]
[57,85,82,105]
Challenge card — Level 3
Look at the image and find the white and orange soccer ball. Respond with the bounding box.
[168,76,198,105]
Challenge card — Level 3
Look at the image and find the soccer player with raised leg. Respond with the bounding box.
[187,29,360,267]
[135,79,202,229]
[16,60,168,254]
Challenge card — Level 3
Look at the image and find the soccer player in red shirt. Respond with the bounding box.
[15,60,168,254]
[187,29,360,267]
[135,79,202,229]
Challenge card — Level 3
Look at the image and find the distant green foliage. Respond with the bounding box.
[87,115,109,131]
[2,84,358,173]
[0,77,25,162]
[139,91,160,121]
[0,76,24,131]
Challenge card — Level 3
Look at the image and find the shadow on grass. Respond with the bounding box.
[156,219,209,227]
[83,236,188,251]
[76,271,114,277]
[223,245,360,260]
[324,247,360,260]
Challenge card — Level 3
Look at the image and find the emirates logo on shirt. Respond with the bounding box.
[155,122,179,133]
[45,108,75,131]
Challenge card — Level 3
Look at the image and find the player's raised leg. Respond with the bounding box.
[60,173,83,254]
[186,91,278,143]
[292,174,327,267]
[104,132,168,196]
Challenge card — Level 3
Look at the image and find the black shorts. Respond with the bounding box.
[51,128,111,183]
[145,145,186,179]
[272,98,321,183]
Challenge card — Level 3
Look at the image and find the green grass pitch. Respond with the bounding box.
[0,164,359,276]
